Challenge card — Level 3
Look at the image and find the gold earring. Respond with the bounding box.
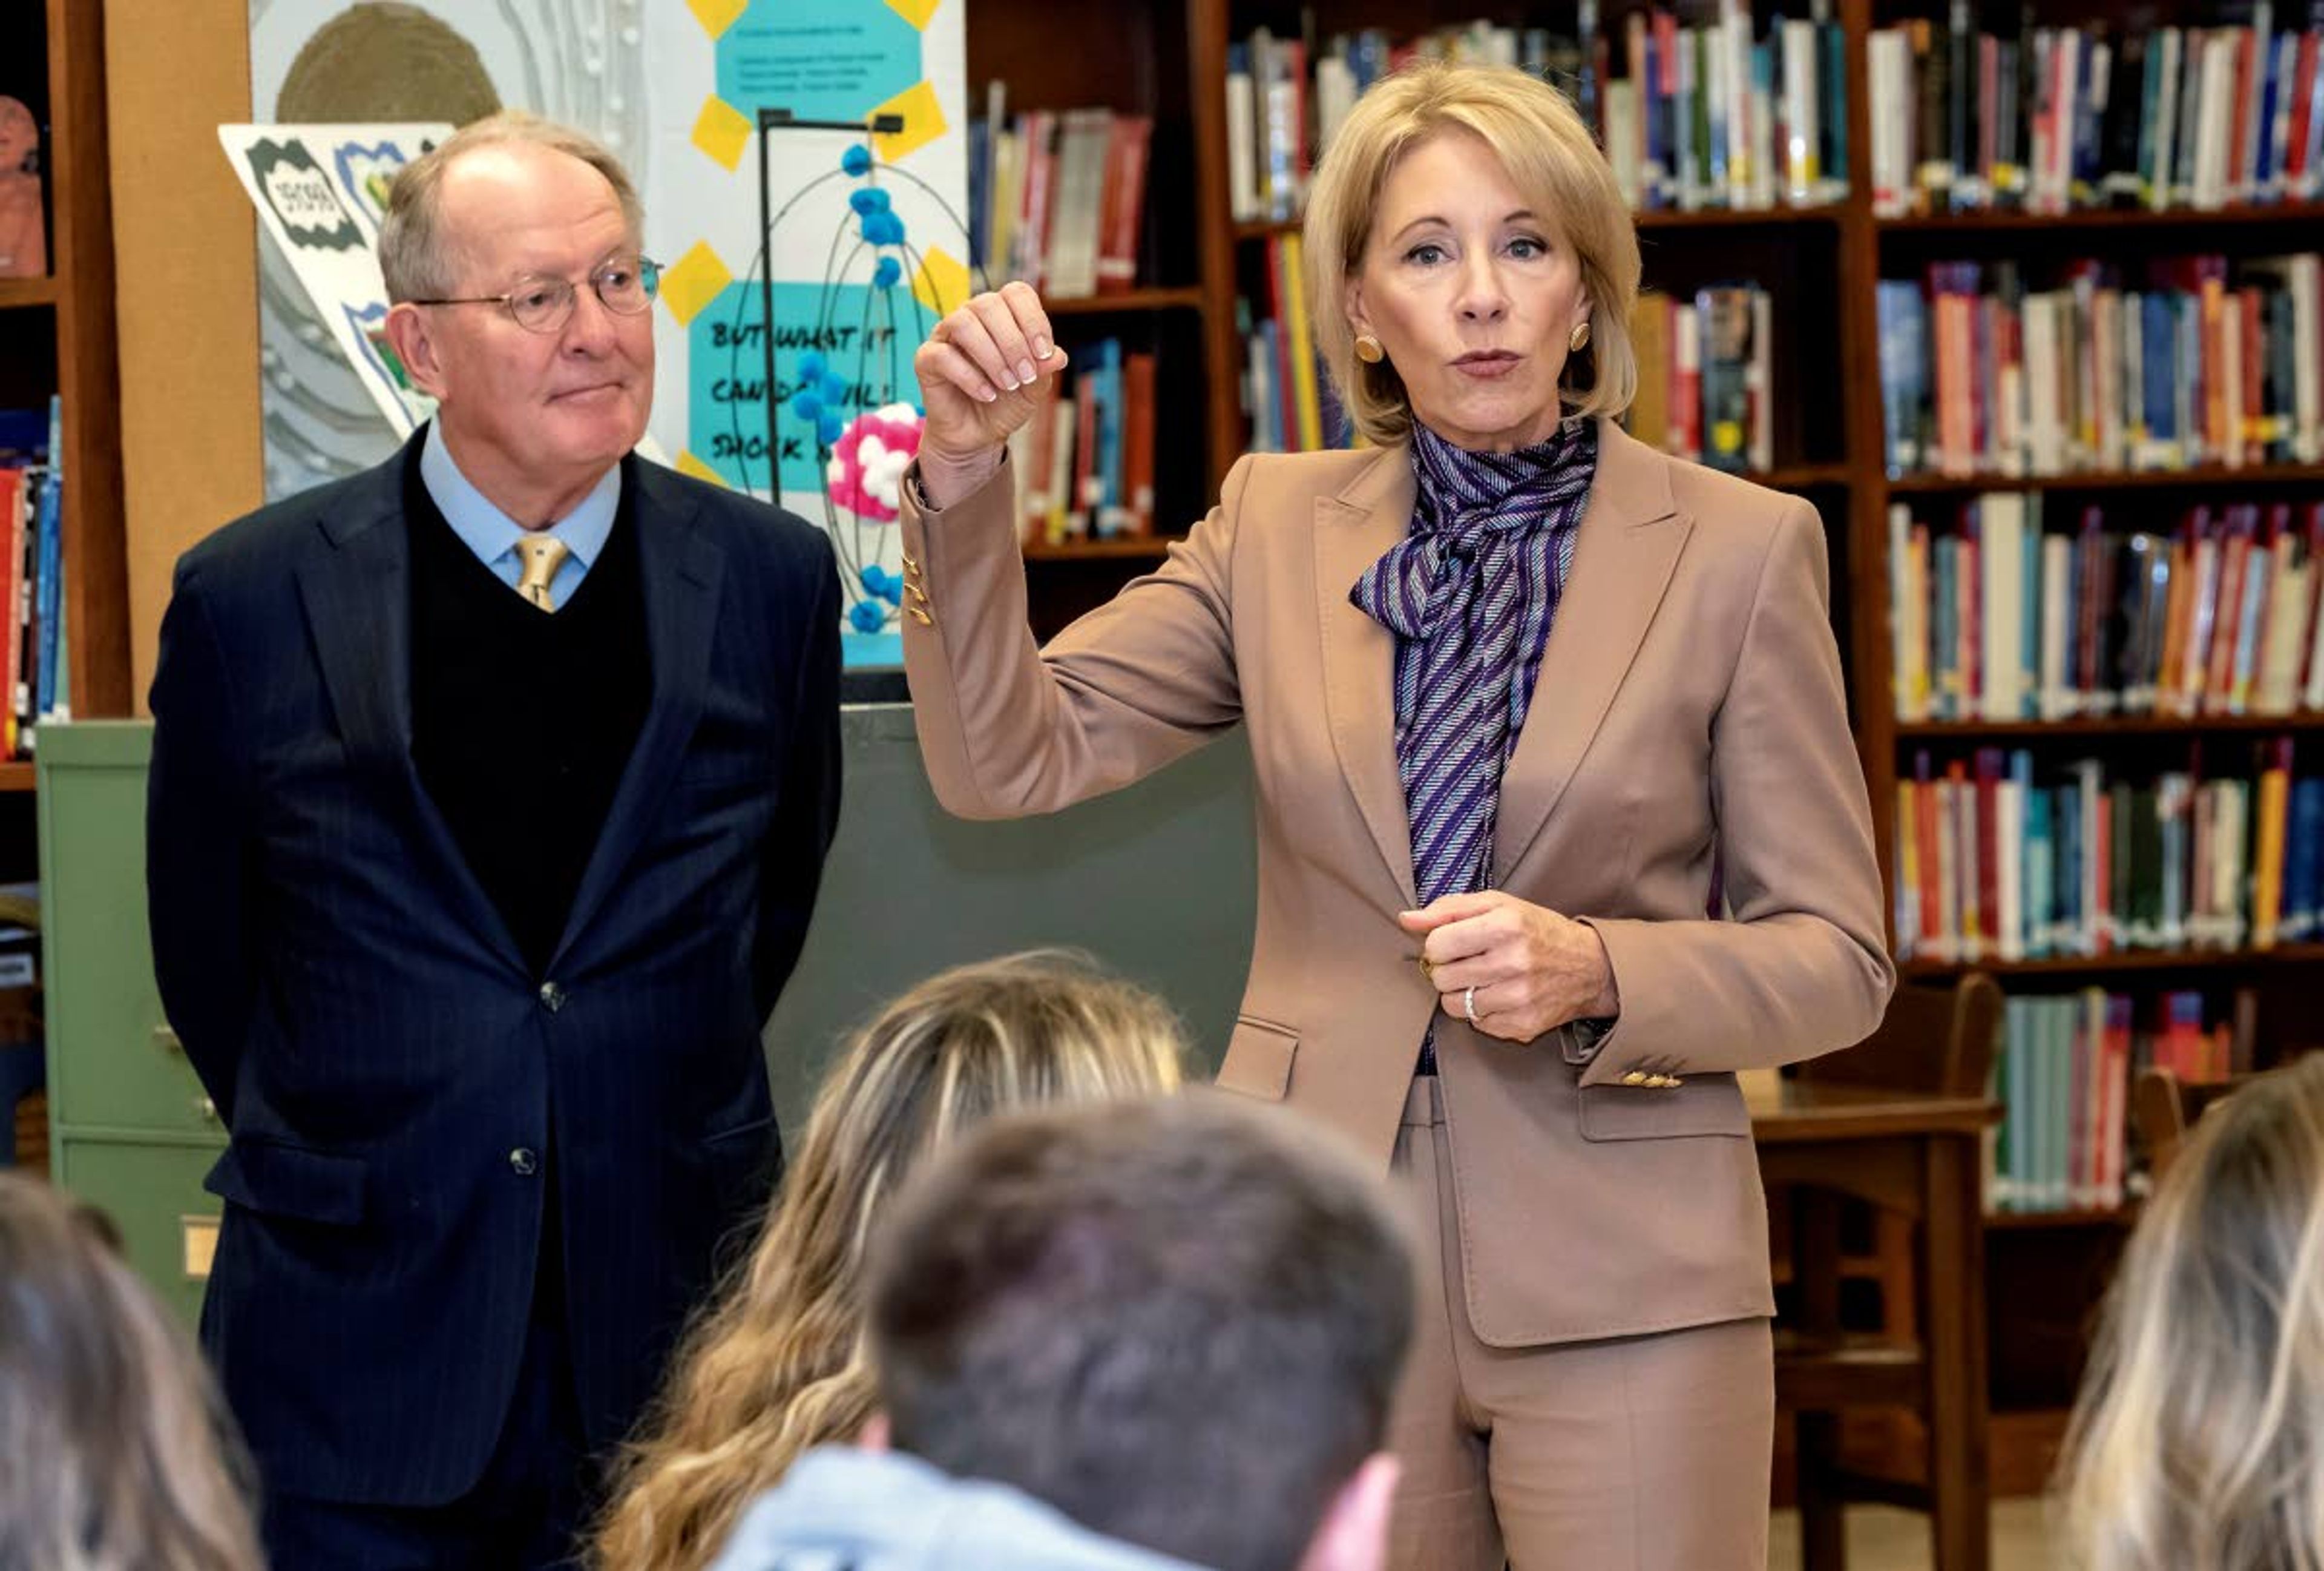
[1354,332,1385,364]
[1568,320,1592,354]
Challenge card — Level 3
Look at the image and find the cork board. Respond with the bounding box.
[104,0,264,713]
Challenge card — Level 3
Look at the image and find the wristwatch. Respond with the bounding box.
[1564,1016,1615,1064]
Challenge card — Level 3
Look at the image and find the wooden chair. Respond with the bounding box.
[1773,970,2004,1571]
[2132,1067,2252,1185]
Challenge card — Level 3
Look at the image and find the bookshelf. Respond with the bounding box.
[967,0,2324,1497]
[0,0,127,1182]
[0,0,127,733]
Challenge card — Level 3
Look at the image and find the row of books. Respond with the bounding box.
[967,93,1153,300]
[1000,338,1158,545]
[1871,13,2324,218]
[1991,989,2132,1212]
[1240,232,1350,455]
[1592,4,1851,213]
[1987,986,2251,1212]
[1228,22,1570,226]
[1627,285,1775,474]
[1893,742,2324,964]
[1876,251,2323,479]
[0,400,68,757]
[1222,7,1848,228]
[1887,495,2324,723]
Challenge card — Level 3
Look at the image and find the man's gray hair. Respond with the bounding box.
[376,110,643,301]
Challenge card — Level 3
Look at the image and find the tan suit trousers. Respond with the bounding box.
[1388,1076,1774,1571]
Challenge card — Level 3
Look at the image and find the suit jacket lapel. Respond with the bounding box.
[1492,420,1692,884]
[1316,446,1419,908]
[551,458,724,970]
[295,436,528,970]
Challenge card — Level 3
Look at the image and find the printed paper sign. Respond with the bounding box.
[218,122,453,436]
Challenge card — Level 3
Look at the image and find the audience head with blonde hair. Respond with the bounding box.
[596,950,1188,1571]
[0,1173,262,1571]
[2058,1051,2324,1571]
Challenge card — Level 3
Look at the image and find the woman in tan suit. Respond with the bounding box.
[899,62,1894,1571]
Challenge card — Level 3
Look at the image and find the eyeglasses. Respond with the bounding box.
[409,254,661,334]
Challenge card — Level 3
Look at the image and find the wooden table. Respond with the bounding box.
[1748,1078,2001,1571]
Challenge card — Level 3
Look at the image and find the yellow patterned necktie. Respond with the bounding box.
[514,535,571,613]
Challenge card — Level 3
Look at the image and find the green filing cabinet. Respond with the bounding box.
[38,721,225,1329]
[38,710,1258,1329]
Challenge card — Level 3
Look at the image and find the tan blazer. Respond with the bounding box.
[901,417,1895,1347]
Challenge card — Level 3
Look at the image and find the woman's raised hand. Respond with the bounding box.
[912,282,1067,505]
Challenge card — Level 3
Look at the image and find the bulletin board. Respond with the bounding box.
[244,0,971,658]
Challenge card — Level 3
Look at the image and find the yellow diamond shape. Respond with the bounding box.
[870,80,946,164]
[659,240,734,328]
[884,0,940,28]
[677,450,730,487]
[692,96,752,173]
[910,245,971,317]
[688,0,747,39]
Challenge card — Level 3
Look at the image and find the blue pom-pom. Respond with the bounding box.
[840,144,873,176]
[818,409,845,444]
[849,188,881,215]
[860,211,905,247]
[872,572,903,606]
[872,256,902,289]
[797,350,827,381]
[864,187,893,212]
[859,564,889,595]
[789,390,822,421]
[818,371,848,404]
[848,598,887,633]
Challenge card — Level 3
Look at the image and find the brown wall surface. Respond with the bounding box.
[105,0,263,712]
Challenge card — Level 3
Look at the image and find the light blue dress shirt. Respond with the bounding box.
[419,420,622,607]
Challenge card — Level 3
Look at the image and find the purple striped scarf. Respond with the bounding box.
[1351,418,1597,1059]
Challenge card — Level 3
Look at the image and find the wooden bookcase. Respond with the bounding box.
[970,0,2324,1492]
[0,0,130,1171]
[0,0,128,738]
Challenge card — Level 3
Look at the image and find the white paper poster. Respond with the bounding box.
[218,121,451,439]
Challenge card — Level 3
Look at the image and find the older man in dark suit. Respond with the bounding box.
[146,111,839,1568]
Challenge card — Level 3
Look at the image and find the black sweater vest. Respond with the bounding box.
[407,464,651,978]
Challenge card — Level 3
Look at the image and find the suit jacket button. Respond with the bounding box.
[1620,1070,1649,1087]
[539,981,566,1013]
[509,1147,539,1176]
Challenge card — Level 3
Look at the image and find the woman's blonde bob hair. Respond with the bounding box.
[594,950,1189,1571]
[1305,61,1641,447]
[2056,1051,2324,1570]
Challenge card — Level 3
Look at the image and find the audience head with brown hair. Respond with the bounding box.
[0,1172,263,1571]
[704,1091,1413,1571]
[2058,1051,2324,1571]
[596,950,1189,1571]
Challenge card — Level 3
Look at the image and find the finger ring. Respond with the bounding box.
[1463,986,1478,1024]
[1419,957,1436,981]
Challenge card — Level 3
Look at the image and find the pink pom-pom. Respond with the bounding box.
[824,403,925,524]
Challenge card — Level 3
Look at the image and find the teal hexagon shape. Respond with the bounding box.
[715,0,921,124]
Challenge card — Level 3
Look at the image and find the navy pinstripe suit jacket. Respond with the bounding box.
[146,433,841,1507]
